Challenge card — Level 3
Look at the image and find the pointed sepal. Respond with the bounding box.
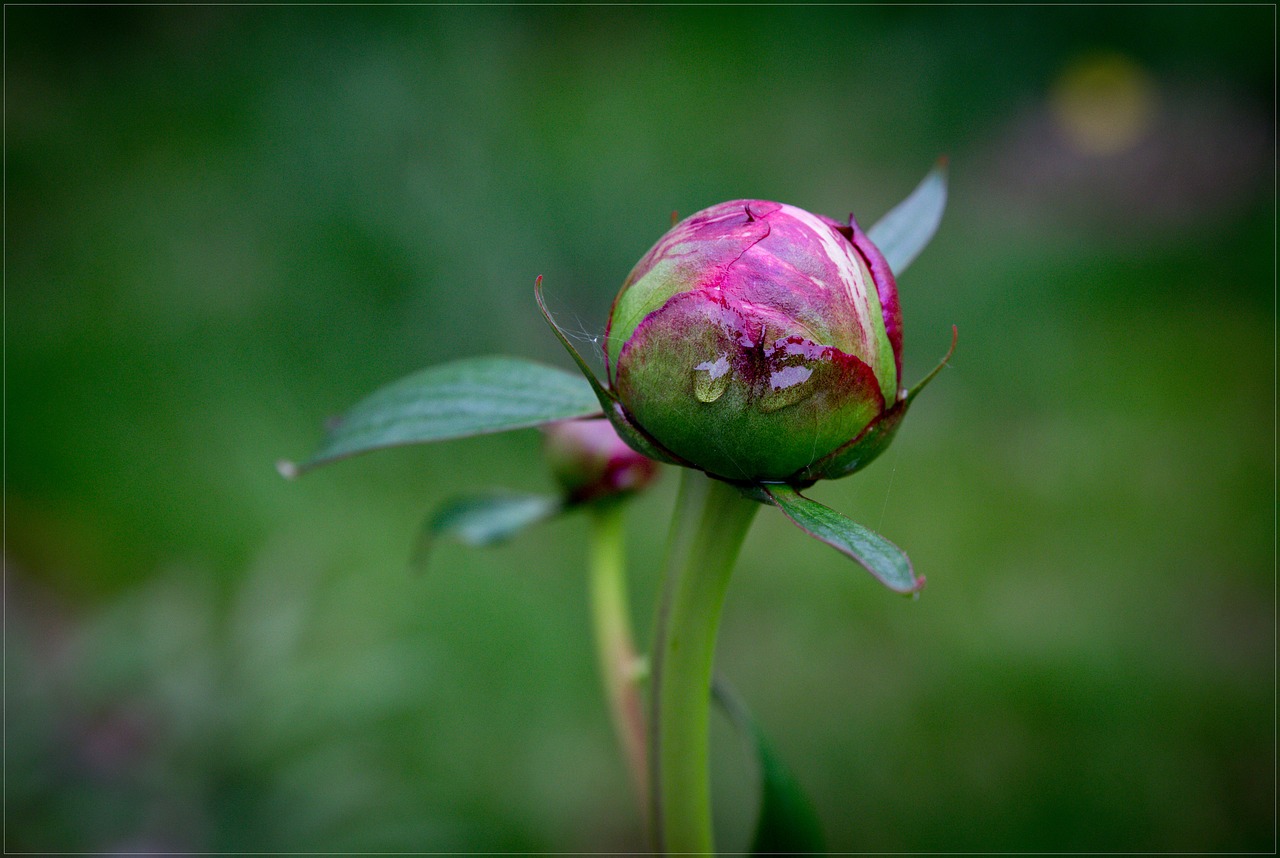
[797,399,908,483]
[904,324,958,407]
[798,325,956,482]
[763,484,923,594]
[535,276,687,467]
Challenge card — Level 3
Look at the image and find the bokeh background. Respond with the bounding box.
[6,5,1273,853]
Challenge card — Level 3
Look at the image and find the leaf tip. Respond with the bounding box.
[276,459,301,480]
[533,273,555,326]
[905,325,958,404]
[942,323,959,365]
[534,275,620,416]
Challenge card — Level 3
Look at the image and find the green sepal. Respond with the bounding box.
[534,276,686,467]
[534,276,617,412]
[800,326,956,482]
[904,324,958,407]
[797,400,908,483]
[866,157,948,277]
[605,401,689,467]
[712,676,825,855]
[411,491,563,570]
[278,356,603,477]
[763,484,923,594]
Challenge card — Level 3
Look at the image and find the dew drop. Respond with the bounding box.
[770,365,813,390]
[693,354,731,403]
[761,364,815,413]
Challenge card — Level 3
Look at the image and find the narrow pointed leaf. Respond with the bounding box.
[413,491,562,570]
[801,325,957,483]
[712,676,824,855]
[867,159,948,277]
[535,276,686,466]
[534,275,616,413]
[764,484,923,594]
[280,356,602,476]
[905,324,958,406]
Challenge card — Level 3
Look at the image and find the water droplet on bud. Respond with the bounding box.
[771,365,814,390]
[693,354,731,403]
[760,364,815,412]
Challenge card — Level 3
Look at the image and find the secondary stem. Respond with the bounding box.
[587,502,649,809]
[648,469,760,854]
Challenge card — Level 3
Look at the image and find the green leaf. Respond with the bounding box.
[279,356,602,476]
[712,676,825,855]
[413,491,562,569]
[867,158,948,277]
[763,484,923,594]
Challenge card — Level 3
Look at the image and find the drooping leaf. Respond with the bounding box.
[763,484,923,594]
[412,491,563,569]
[712,676,825,855]
[866,159,948,277]
[279,356,602,476]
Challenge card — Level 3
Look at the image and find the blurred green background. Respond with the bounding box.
[6,6,1273,853]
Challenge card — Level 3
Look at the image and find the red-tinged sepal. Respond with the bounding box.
[799,325,956,482]
[796,398,908,483]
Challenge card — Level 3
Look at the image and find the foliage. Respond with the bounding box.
[6,5,1272,853]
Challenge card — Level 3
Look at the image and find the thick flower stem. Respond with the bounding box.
[648,469,760,854]
[587,502,649,810]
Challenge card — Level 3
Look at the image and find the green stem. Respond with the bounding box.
[587,502,649,809]
[648,470,760,854]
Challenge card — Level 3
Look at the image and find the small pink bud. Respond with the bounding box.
[543,418,660,504]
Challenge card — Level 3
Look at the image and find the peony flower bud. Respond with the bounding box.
[543,418,660,504]
[604,200,912,484]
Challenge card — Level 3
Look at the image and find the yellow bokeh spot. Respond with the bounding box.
[1050,53,1158,156]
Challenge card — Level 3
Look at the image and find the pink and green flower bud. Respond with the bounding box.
[605,200,907,484]
[543,418,660,504]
